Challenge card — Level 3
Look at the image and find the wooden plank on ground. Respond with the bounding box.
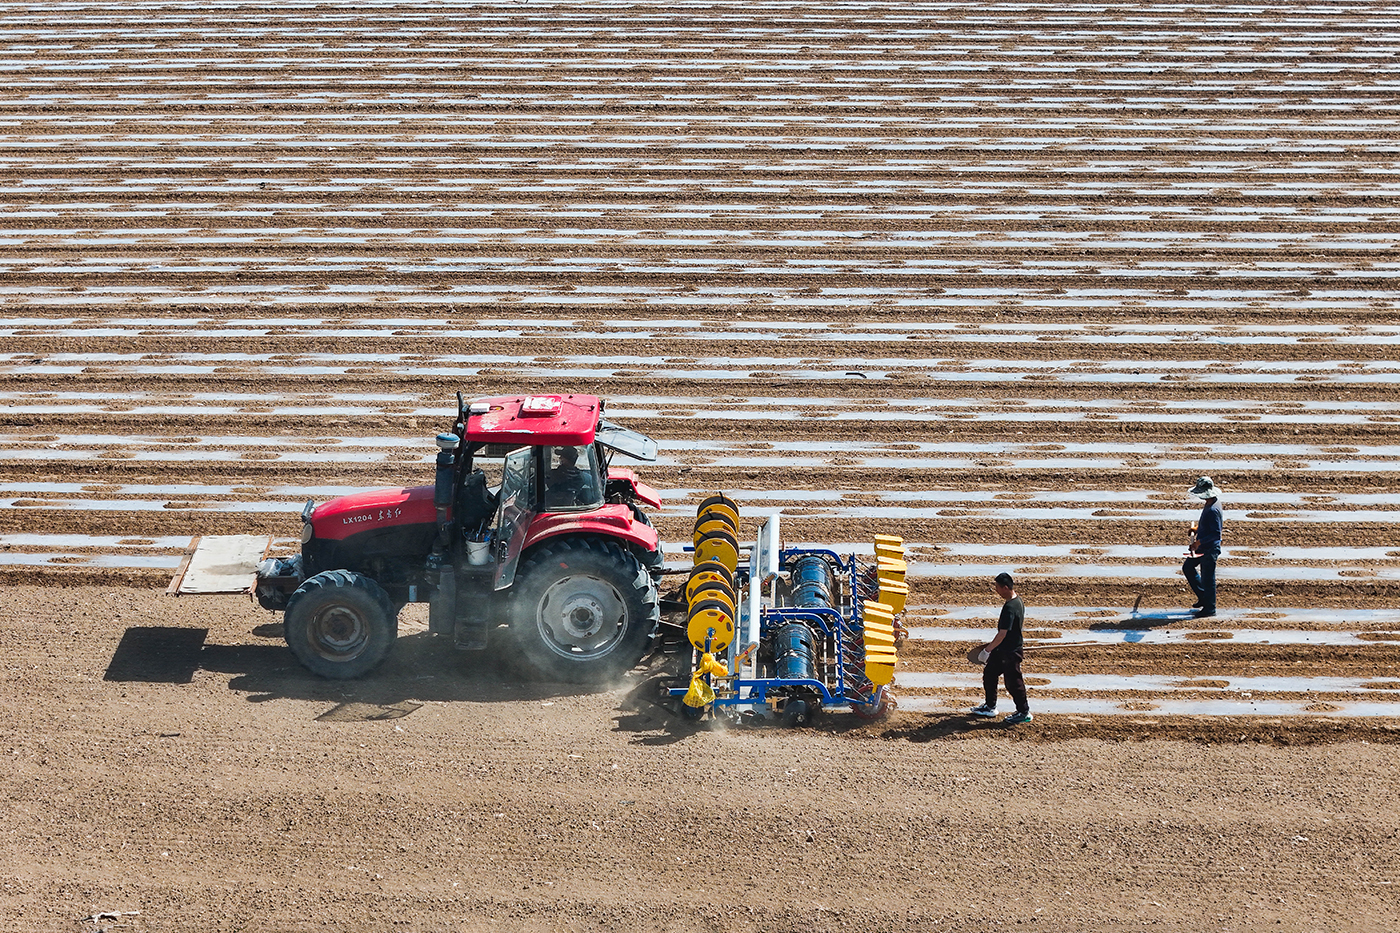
[166,536,199,596]
[175,535,272,594]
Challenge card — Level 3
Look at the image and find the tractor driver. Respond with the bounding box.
[544,445,601,508]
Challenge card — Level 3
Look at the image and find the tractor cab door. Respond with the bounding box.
[492,446,537,591]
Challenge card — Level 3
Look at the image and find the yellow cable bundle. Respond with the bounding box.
[682,651,730,707]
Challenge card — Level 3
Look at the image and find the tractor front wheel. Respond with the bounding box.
[507,538,658,684]
[283,570,397,679]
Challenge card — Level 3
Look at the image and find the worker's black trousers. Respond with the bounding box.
[983,649,1029,713]
[1183,545,1220,613]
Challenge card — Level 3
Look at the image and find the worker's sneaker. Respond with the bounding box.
[1004,710,1034,725]
[969,703,997,718]
[1193,608,1216,618]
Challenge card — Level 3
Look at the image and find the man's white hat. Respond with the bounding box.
[1189,476,1222,499]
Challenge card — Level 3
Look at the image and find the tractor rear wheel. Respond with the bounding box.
[507,538,658,684]
[283,570,397,679]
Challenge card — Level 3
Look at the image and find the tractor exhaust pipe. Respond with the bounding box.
[433,432,460,521]
[427,432,461,635]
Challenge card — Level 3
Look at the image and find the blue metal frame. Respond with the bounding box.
[671,545,888,718]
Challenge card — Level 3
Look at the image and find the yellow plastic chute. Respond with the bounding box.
[863,599,895,621]
[876,556,906,585]
[862,623,896,649]
[878,579,909,614]
[864,646,898,686]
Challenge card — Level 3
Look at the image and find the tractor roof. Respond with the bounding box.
[464,394,601,447]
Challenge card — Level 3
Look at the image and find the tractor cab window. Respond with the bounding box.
[469,452,507,497]
[543,444,602,510]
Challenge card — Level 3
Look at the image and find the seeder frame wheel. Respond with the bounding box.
[851,685,895,721]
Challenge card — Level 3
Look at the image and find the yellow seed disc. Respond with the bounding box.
[687,580,736,615]
[694,529,739,573]
[697,493,740,528]
[687,604,735,651]
[692,515,738,547]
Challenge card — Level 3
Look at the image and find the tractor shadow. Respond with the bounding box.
[105,621,726,732]
[105,624,615,707]
[611,665,715,745]
[217,636,584,706]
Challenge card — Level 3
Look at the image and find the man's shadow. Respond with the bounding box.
[879,712,1022,742]
[1087,608,1195,642]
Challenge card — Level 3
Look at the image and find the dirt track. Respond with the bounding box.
[3,0,1400,929]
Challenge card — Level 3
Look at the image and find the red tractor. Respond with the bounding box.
[255,393,665,683]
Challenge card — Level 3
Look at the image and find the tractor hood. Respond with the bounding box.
[309,485,437,542]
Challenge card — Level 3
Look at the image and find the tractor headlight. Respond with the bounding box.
[301,522,314,545]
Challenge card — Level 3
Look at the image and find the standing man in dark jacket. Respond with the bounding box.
[970,572,1032,724]
[1183,476,1225,617]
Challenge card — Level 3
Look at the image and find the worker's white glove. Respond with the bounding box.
[976,648,990,664]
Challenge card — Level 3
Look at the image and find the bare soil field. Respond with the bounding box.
[2,0,1399,929]
[5,585,1400,933]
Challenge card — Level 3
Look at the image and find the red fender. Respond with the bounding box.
[607,467,663,509]
[523,504,660,555]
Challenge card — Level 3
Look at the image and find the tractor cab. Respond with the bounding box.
[457,396,656,509]
[258,392,665,685]
[450,394,662,586]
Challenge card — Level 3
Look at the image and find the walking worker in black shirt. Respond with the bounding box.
[970,572,1033,724]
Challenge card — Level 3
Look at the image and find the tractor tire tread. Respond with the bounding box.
[507,537,658,684]
[284,570,396,679]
